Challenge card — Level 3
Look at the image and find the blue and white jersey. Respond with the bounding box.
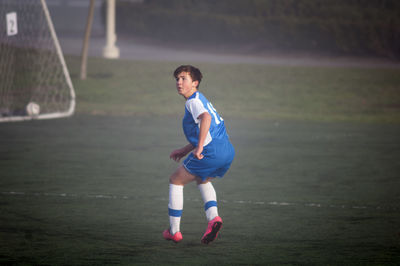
[183,91,228,148]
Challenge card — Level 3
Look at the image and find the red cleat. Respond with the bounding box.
[163,229,183,243]
[201,216,223,244]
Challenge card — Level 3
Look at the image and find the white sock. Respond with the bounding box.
[168,184,183,235]
[198,182,218,221]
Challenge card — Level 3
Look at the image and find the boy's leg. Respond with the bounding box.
[197,181,218,221]
[198,180,223,244]
[164,165,197,242]
[168,183,183,235]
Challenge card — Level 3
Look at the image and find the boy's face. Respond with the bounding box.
[175,71,198,98]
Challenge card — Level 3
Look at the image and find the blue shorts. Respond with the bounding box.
[183,139,235,181]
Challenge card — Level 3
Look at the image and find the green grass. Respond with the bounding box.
[1,57,400,265]
[67,56,400,123]
[1,116,399,265]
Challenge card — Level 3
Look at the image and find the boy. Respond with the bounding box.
[163,65,235,244]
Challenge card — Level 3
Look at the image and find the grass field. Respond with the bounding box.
[1,56,400,265]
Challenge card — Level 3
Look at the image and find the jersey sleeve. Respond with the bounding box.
[185,98,209,124]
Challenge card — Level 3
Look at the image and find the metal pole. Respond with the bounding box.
[103,0,119,59]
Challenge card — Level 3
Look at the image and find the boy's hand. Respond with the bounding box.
[169,144,195,162]
[193,146,204,160]
[170,148,186,162]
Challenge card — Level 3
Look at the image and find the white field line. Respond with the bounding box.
[1,191,397,211]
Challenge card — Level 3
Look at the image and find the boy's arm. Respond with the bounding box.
[193,112,211,160]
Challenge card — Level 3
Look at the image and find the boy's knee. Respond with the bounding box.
[169,174,177,184]
[169,165,195,185]
[169,171,183,185]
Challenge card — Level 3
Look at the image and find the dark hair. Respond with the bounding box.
[173,65,203,89]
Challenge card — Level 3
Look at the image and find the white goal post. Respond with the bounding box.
[0,0,76,122]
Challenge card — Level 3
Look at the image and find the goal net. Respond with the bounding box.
[0,0,76,122]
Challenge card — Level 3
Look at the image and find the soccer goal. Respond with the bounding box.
[0,0,76,122]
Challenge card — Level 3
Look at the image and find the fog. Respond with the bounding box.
[48,0,400,69]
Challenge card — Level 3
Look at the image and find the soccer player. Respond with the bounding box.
[163,65,235,244]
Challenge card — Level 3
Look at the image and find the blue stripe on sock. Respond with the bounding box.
[204,200,217,211]
[168,208,182,217]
